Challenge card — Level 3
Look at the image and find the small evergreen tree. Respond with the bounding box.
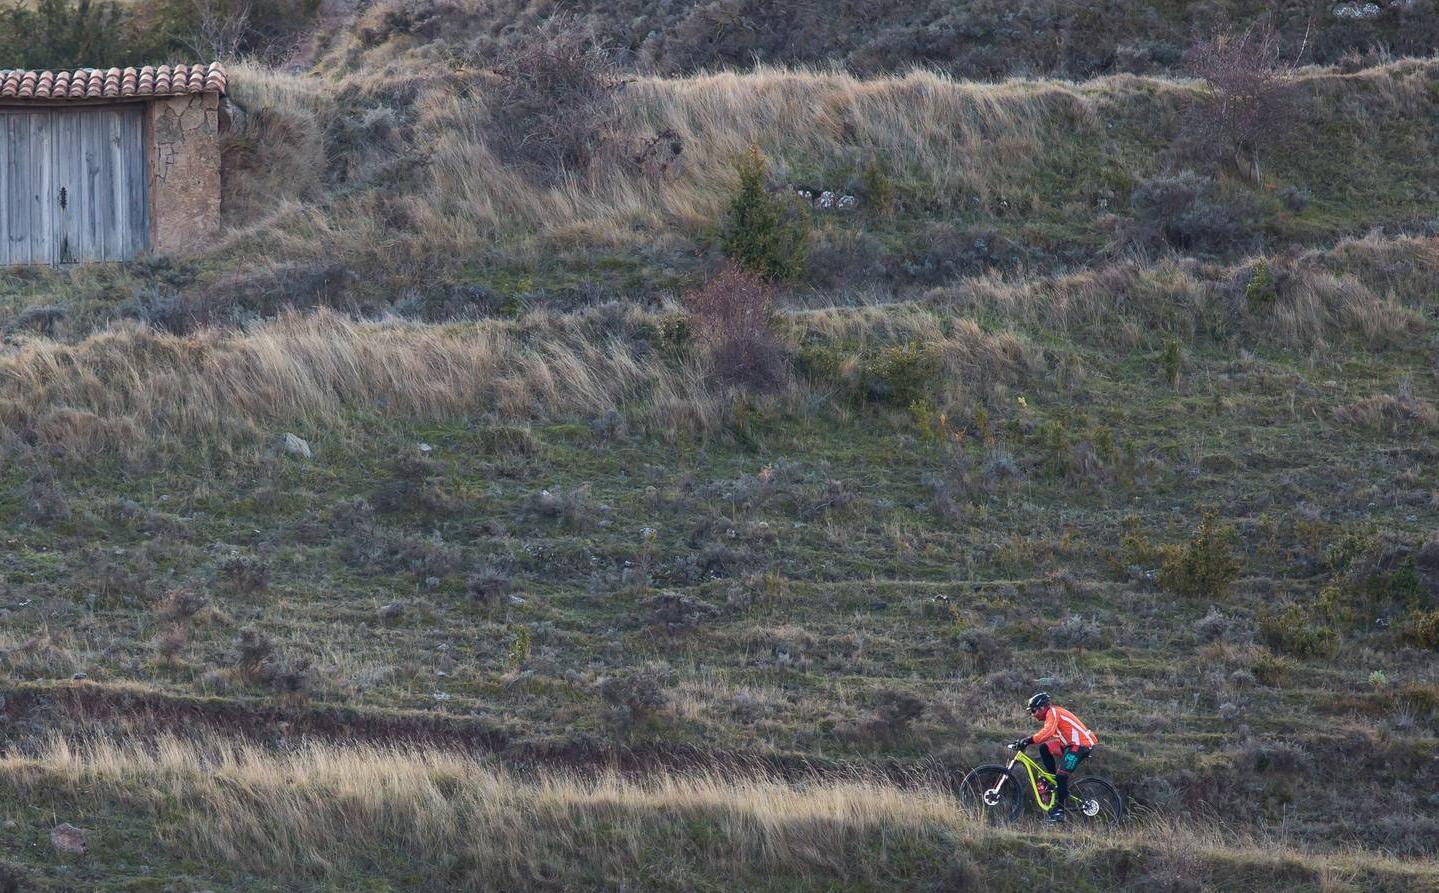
[720,146,808,281]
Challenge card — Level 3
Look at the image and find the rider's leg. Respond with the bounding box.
[1041,742,1063,815]
[1056,746,1089,812]
[1039,743,1058,775]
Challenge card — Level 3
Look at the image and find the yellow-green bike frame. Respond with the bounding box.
[963,744,1123,823]
[994,747,1062,811]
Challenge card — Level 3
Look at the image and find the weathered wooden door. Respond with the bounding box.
[0,106,149,265]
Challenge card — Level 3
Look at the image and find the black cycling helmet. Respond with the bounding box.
[1026,692,1051,712]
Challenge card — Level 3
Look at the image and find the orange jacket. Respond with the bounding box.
[1032,705,1097,748]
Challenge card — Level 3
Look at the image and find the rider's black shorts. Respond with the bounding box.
[1041,745,1092,774]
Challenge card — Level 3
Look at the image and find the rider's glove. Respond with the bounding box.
[1009,737,1031,750]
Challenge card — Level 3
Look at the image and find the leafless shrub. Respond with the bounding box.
[153,626,189,665]
[598,670,667,726]
[9,305,65,337]
[1194,607,1251,644]
[219,554,271,593]
[487,15,626,183]
[155,588,209,623]
[684,263,789,391]
[649,591,720,633]
[1183,23,1306,184]
[1049,614,1107,649]
[954,628,1011,673]
[20,475,71,526]
[528,485,596,530]
[372,455,462,516]
[467,567,515,609]
[185,0,252,61]
[847,689,926,744]
[1128,171,1249,255]
[235,628,275,674]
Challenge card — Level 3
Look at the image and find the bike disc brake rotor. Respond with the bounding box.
[982,789,1003,807]
[1081,798,1101,818]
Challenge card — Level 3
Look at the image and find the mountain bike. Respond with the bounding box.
[955,743,1125,825]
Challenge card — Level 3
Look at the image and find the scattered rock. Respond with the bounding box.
[281,433,311,459]
[1332,1,1382,17]
[70,672,87,680]
[50,823,87,855]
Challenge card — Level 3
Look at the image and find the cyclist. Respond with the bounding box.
[1009,692,1097,824]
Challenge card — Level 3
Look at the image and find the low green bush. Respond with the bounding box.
[1401,609,1439,651]
[1158,510,1242,599]
[1259,605,1338,658]
[721,147,809,281]
[796,340,940,408]
[1244,259,1279,309]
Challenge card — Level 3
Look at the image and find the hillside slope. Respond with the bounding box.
[322,0,1439,79]
[0,30,1437,893]
[4,58,1438,335]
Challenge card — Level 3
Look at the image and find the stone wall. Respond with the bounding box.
[149,93,221,252]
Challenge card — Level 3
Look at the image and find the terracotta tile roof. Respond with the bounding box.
[0,63,227,102]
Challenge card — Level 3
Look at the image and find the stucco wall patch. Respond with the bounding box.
[150,92,222,252]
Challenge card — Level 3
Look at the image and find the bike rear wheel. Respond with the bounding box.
[1067,777,1124,825]
[956,765,1022,825]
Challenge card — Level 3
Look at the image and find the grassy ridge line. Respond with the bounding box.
[326,0,1436,82]
[2,680,928,780]
[2,733,1434,892]
[2,230,1433,460]
[237,58,1439,248]
[6,60,1435,322]
[185,57,1439,307]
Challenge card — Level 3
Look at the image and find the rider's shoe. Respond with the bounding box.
[1044,808,1066,825]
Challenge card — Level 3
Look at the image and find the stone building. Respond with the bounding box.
[0,62,227,265]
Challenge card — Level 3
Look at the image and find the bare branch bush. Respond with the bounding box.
[185,0,252,61]
[1182,23,1306,185]
[683,263,789,392]
[487,15,627,184]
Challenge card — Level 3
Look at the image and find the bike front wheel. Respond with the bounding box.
[1068,777,1125,825]
[955,765,1022,825]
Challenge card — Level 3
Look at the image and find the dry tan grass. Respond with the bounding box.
[1335,393,1439,432]
[0,296,1051,458]
[214,63,1135,270]
[929,232,1435,350]
[26,734,959,886]
[7,734,1434,890]
[0,306,720,458]
[215,57,1439,277]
